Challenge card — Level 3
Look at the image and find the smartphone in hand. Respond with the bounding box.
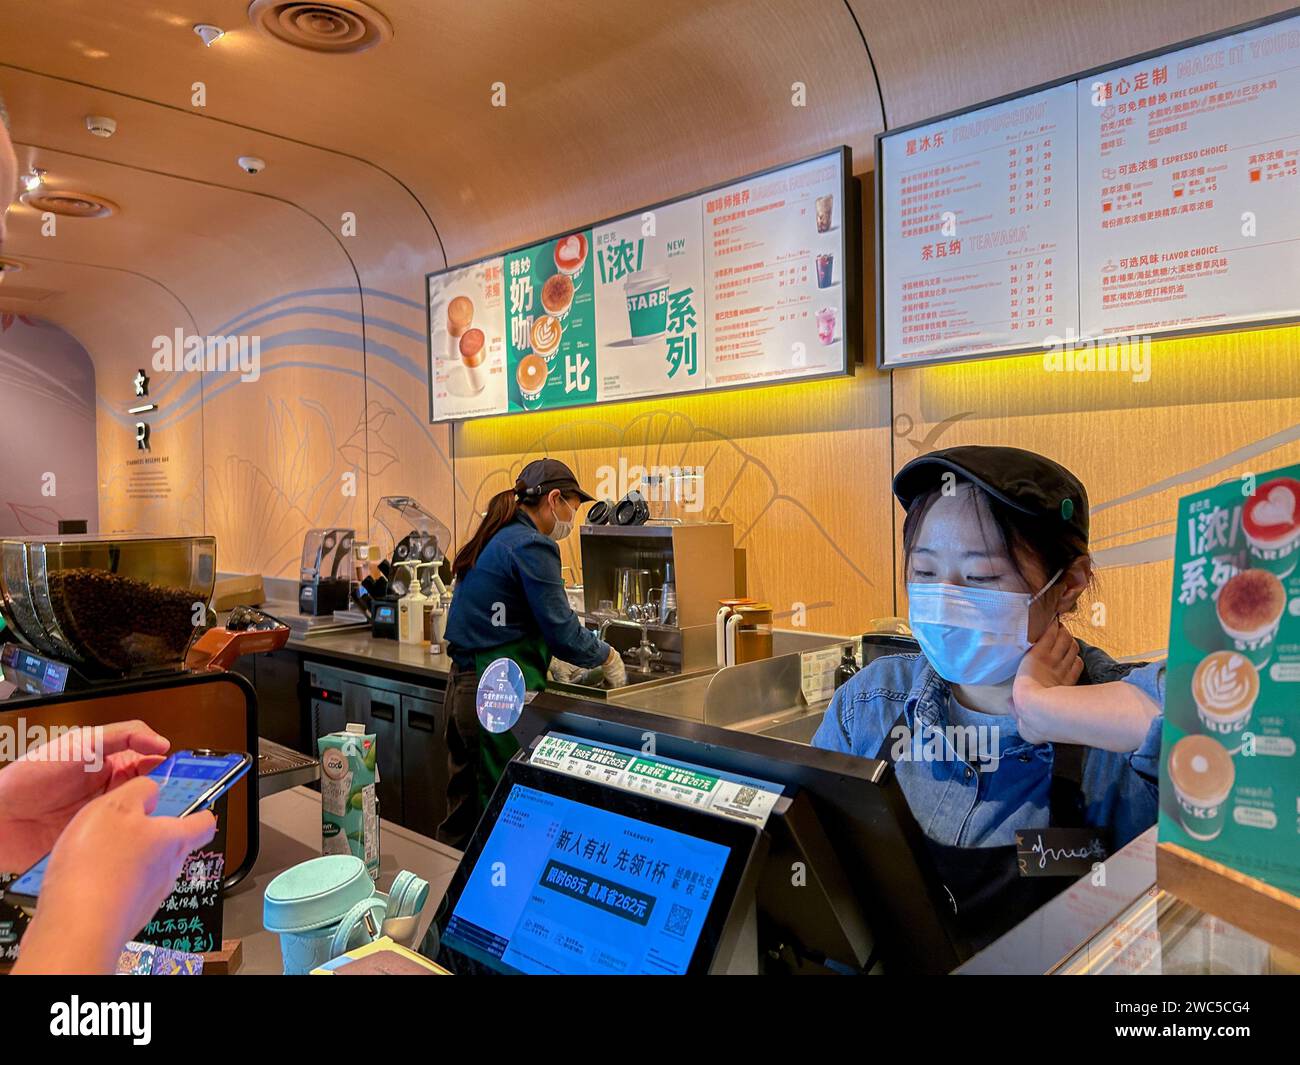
[2,748,251,908]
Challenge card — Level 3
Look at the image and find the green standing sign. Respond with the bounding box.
[1160,463,1300,898]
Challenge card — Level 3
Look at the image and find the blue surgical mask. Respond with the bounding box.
[907,569,1063,686]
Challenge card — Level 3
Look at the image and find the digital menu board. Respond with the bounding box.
[428,148,853,422]
[879,84,1079,364]
[878,9,1300,367]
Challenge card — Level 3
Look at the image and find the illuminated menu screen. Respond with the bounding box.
[427,149,851,421]
[879,84,1079,363]
[879,11,1300,366]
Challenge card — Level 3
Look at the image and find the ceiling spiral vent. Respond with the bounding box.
[18,190,117,219]
[247,0,393,54]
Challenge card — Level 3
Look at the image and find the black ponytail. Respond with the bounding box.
[452,488,519,580]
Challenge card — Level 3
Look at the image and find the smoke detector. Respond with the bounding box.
[193,23,226,46]
[18,189,117,219]
[247,1,393,54]
[85,115,117,138]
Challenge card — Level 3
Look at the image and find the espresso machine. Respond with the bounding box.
[575,522,735,684]
[0,534,317,887]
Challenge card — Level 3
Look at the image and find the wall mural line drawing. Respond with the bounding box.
[88,281,1300,652]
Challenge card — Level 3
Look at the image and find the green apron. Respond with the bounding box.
[471,633,549,810]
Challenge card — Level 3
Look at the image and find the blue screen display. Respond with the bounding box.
[444,783,731,974]
[5,752,244,900]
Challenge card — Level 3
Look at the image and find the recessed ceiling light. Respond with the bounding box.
[18,189,117,219]
[21,168,46,193]
[194,23,226,46]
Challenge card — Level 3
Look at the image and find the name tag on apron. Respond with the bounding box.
[1015,827,1108,877]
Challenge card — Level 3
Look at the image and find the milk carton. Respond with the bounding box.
[318,724,380,880]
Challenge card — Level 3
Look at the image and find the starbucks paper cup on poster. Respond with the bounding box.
[1169,735,1236,842]
[1244,477,1300,579]
[1215,568,1285,668]
[624,268,670,342]
[1191,651,1259,753]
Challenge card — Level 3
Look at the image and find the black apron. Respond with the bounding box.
[875,707,1095,954]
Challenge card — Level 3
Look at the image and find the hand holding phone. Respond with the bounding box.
[10,776,220,974]
[5,749,250,907]
[0,720,171,874]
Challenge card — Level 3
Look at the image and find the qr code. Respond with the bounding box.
[733,786,758,808]
[664,902,692,938]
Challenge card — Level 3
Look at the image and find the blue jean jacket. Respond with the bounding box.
[812,641,1165,850]
[445,511,611,672]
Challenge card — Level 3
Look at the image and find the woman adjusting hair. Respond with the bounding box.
[815,445,1165,949]
[438,458,625,849]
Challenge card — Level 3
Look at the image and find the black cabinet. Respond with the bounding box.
[257,649,307,751]
[349,681,402,827]
[304,661,446,834]
[401,695,447,837]
[308,665,347,745]
[237,649,308,752]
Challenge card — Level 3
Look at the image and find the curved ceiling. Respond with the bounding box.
[0,0,1290,341]
[0,0,883,273]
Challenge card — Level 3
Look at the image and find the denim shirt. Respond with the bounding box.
[812,641,1165,850]
[445,511,610,672]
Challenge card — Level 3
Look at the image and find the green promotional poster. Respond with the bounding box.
[1159,465,1300,898]
[504,231,597,413]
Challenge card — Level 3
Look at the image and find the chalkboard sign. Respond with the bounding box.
[136,795,228,954]
[0,873,33,968]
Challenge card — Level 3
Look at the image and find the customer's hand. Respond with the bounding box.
[0,721,170,873]
[12,777,216,975]
[1012,623,1084,744]
[601,647,628,689]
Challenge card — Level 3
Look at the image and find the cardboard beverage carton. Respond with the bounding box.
[318,724,380,880]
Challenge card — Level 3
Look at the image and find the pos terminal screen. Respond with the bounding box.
[442,779,736,975]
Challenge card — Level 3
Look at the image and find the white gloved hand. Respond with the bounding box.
[601,647,628,689]
[549,658,582,683]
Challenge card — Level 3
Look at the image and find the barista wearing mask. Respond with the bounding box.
[438,458,625,848]
[814,446,1165,948]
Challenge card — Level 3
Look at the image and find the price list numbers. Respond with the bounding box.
[1008,252,1056,335]
[1007,135,1056,215]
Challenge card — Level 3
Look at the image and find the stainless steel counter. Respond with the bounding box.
[288,629,454,682]
[286,627,834,744]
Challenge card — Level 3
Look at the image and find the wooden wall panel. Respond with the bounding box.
[453,364,895,635]
[3,1,1298,661]
[891,330,1300,657]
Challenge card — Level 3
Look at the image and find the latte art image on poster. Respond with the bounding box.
[428,261,509,418]
[1159,461,1300,896]
[504,232,597,413]
[592,198,707,402]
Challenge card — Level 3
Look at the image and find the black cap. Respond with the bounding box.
[515,457,594,504]
[892,445,1088,539]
